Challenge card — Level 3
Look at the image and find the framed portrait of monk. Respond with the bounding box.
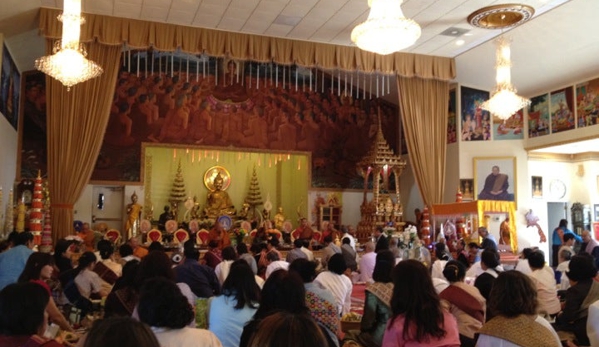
[473,157,516,202]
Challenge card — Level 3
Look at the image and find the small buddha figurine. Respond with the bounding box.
[204,172,236,218]
[274,207,285,230]
[124,191,143,238]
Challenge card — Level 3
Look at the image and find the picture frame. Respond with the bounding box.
[532,176,543,198]
[0,43,21,130]
[459,179,474,201]
[460,86,490,142]
[473,157,516,203]
[594,204,599,222]
[593,222,599,240]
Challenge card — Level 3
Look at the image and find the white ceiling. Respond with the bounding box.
[530,139,599,155]
[1,0,598,154]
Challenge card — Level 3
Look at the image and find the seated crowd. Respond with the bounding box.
[0,220,598,347]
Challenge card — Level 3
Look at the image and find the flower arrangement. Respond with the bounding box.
[397,225,419,250]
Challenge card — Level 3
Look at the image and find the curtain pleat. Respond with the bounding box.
[46,40,121,243]
[38,8,455,80]
[397,76,449,207]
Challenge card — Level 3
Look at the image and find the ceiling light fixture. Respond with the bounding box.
[351,0,421,55]
[468,4,535,121]
[481,36,530,120]
[35,0,103,90]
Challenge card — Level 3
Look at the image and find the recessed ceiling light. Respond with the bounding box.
[456,39,465,46]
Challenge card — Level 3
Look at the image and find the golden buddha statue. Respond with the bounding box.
[274,207,285,230]
[125,191,142,238]
[204,172,236,218]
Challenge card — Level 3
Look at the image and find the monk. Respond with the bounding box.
[208,221,231,250]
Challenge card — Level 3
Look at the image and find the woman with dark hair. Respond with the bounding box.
[314,253,352,316]
[474,249,502,305]
[289,258,341,346]
[237,243,258,275]
[0,282,64,346]
[74,251,108,299]
[215,246,237,285]
[248,311,328,347]
[239,269,311,347]
[95,240,122,292]
[104,260,140,318]
[554,254,599,346]
[18,253,73,332]
[53,239,74,273]
[208,260,260,347]
[477,271,561,346]
[133,251,196,322]
[137,278,221,346]
[382,260,460,347]
[439,260,485,347]
[345,250,395,347]
[83,316,160,347]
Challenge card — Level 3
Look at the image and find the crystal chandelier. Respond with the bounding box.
[480,37,530,121]
[35,0,103,90]
[351,0,421,55]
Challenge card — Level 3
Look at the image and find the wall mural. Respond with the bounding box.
[550,87,575,134]
[1,43,21,130]
[576,77,599,128]
[528,93,550,137]
[19,50,400,190]
[461,86,490,141]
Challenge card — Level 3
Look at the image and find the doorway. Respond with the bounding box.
[547,202,568,266]
[92,186,124,231]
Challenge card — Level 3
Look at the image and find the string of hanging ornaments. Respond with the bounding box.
[120,46,395,99]
[468,4,535,121]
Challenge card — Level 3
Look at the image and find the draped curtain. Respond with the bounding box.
[39,8,455,79]
[46,41,121,242]
[397,76,449,207]
[38,7,456,242]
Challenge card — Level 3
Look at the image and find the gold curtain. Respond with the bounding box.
[46,41,121,243]
[397,76,449,207]
[38,8,455,80]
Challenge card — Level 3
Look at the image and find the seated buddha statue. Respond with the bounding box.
[204,172,236,218]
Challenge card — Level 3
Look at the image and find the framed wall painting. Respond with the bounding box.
[528,93,550,137]
[550,87,575,133]
[447,88,457,144]
[593,222,599,240]
[460,86,490,142]
[532,176,543,198]
[473,156,516,202]
[594,204,599,222]
[0,43,21,130]
[493,109,524,140]
[459,179,474,201]
[575,78,599,128]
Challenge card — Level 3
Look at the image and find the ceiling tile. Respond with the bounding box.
[40,0,58,6]
[230,0,261,10]
[264,23,293,37]
[199,3,228,16]
[168,9,196,25]
[192,14,220,28]
[117,0,142,5]
[85,0,113,15]
[218,18,246,31]
[114,3,142,18]
[142,0,172,8]
[171,0,200,11]
[224,7,251,20]
[140,6,169,22]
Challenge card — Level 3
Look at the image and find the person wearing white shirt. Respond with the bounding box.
[341,225,357,251]
[214,246,237,285]
[556,246,573,290]
[314,253,352,316]
[264,251,289,280]
[300,240,315,261]
[358,242,376,283]
[527,250,561,315]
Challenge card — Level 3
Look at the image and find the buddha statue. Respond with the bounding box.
[204,172,236,218]
[124,191,142,238]
[274,207,285,230]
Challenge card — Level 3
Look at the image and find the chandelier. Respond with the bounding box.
[35,0,103,90]
[480,37,530,121]
[351,0,421,55]
[468,4,534,121]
